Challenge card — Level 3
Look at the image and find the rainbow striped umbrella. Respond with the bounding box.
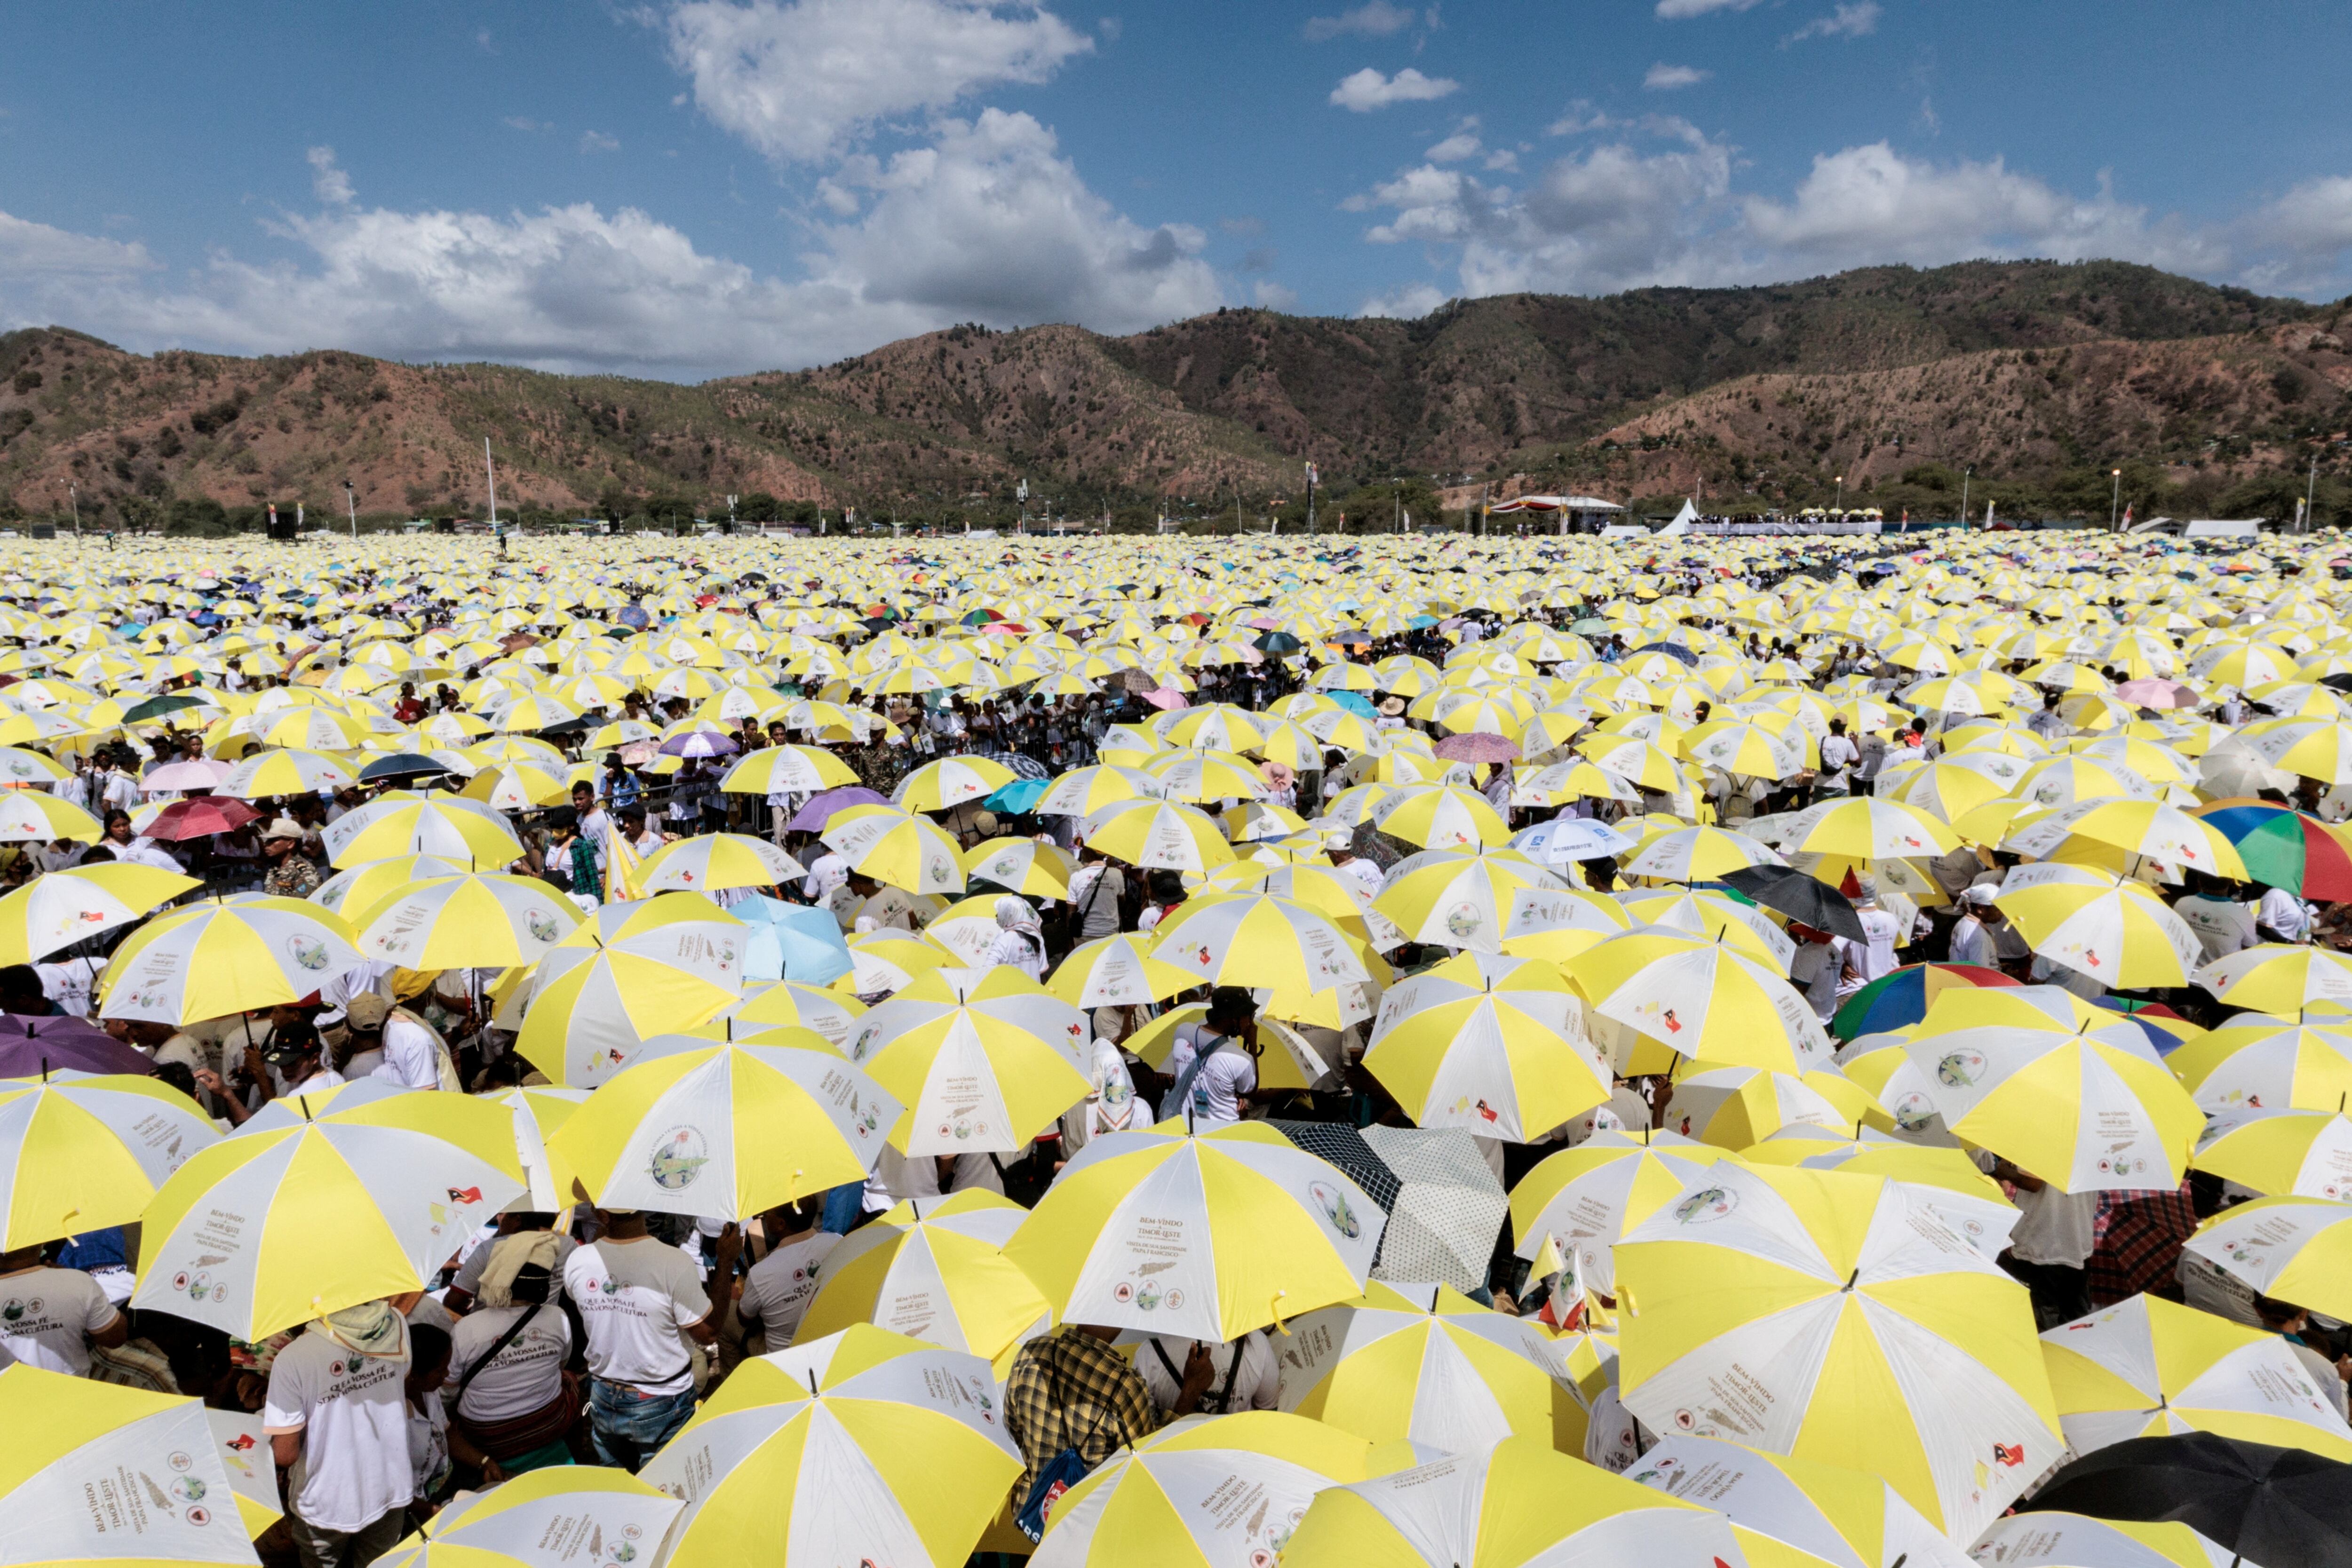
[2192,798,2352,899]
[1830,961,2019,1042]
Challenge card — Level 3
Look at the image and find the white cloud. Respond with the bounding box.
[1644,63,1709,89]
[306,146,354,207]
[580,130,621,153]
[1359,282,1447,318]
[1252,279,1298,309]
[666,0,1091,164]
[1330,66,1459,111]
[1789,2,1880,40]
[0,112,1219,380]
[1303,1,1415,40]
[1425,124,1482,163]
[1655,0,1762,16]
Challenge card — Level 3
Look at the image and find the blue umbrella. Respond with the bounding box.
[1327,691,1377,718]
[731,895,853,985]
[985,777,1052,814]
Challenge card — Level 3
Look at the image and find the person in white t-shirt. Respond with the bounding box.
[0,1241,125,1374]
[446,1238,574,1474]
[1158,987,1262,1127]
[1991,1157,2097,1329]
[2174,876,2261,963]
[264,1299,416,1568]
[564,1210,739,1471]
[734,1197,839,1353]
[1946,884,2005,968]
[1138,1329,1281,1416]
[1836,876,1904,995]
[345,992,447,1091]
[2257,884,2313,944]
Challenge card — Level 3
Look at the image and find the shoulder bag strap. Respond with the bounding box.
[453,1304,541,1403]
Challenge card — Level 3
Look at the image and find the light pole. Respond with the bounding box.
[1960,465,1972,529]
[1833,475,1844,515]
[2110,469,2122,531]
[2306,451,2320,534]
[344,479,358,540]
[66,483,79,541]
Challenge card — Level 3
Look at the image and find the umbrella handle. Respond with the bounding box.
[1268,1288,1291,1335]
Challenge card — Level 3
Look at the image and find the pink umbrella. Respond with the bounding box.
[145,796,261,841]
[1142,687,1189,711]
[141,759,233,792]
[1434,732,1522,764]
[2116,678,2201,710]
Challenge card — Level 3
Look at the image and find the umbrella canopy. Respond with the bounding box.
[375,1467,684,1568]
[1722,864,1865,941]
[1992,861,2206,989]
[1046,933,1196,1008]
[641,1327,1021,1568]
[143,796,261,842]
[2193,800,2352,900]
[1280,1435,1772,1568]
[0,1072,217,1250]
[1034,1410,1375,1568]
[713,977,868,1050]
[720,743,858,795]
[784,783,888,831]
[1151,891,1371,995]
[2196,943,2352,1013]
[636,831,805,893]
[1903,985,2203,1192]
[0,861,199,964]
[2020,1433,2352,1568]
[2041,1291,2352,1462]
[843,965,1091,1156]
[730,897,854,986]
[99,896,363,1025]
[1616,1162,2063,1541]
[2180,1196,2352,1319]
[348,871,584,969]
[796,1189,1049,1370]
[1830,962,2018,1042]
[133,1088,526,1338]
[2169,1018,2352,1114]
[548,1035,898,1222]
[1509,1130,1726,1296]
[515,899,745,1086]
[1361,950,1610,1141]
[1624,1434,1972,1568]
[1004,1120,1385,1341]
[320,792,525,868]
[1371,847,1574,955]
[819,804,967,894]
[1274,1281,1592,1452]
[2191,1107,2352,1199]
[1567,928,1835,1075]
[0,1364,269,1563]
[0,1011,158,1076]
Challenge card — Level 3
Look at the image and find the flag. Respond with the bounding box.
[605,826,645,902]
[2122,503,2134,529]
[1534,1232,1587,1331]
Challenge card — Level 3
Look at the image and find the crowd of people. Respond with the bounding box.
[1,528,2348,1568]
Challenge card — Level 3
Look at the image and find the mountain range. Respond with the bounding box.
[1,258,2345,530]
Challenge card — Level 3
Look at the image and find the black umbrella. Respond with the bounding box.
[2020,1433,2352,1568]
[358,752,452,782]
[1627,641,1700,666]
[1721,865,1865,940]
[1253,630,1303,654]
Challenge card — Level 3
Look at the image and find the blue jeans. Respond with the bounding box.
[588,1378,696,1472]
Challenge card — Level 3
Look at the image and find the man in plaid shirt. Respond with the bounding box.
[1002,1323,1213,1500]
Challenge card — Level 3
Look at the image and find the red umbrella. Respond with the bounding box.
[144,796,262,841]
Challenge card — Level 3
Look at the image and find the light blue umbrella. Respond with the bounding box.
[731,894,853,984]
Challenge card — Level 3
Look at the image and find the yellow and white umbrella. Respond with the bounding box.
[1080,798,1236,873]
[0,1072,217,1250]
[1371,846,1574,955]
[516,895,746,1086]
[320,792,525,868]
[1034,763,1165,816]
[2180,1195,2352,1318]
[310,853,467,918]
[1567,928,1835,1074]
[1509,1130,1727,1297]
[1004,1120,1384,1341]
[797,1189,1050,1369]
[2039,1290,2352,1461]
[133,1088,525,1338]
[1903,985,2202,1191]
[1362,951,1610,1140]
[1991,861,2205,990]
[1281,1435,1774,1568]
[642,1327,1020,1568]
[548,1035,898,1221]
[2168,1015,2352,1114]
[1149,891,1371,995]
[1623,1434,1971,1568]
[1369,782,1512,850]
[2004,798,2246,880]
[0,860,198,963]
[348,871,584,969]
[1970,1512,2243,1568]
[963,835,1074,898]
[1772,796,1959,862]
[820,803,968,894]
[1276,1281,1594,1453]
[0,1365,270,1562]
[636,831,805,893]
[714,978,868,1051]
[1035,1410,1375,1568]
[1047,933,1195,1008]
[2194,942,2352,1013]
[1616,1162,2062,1542]
[1621,824,1787,882]
[720,743,858,795]
[2192,1106,2352,1199]
[836,927,958,996]
[99,896,362,1024]
[1661,1064,1880,1149]
[376,1465,684,1568]
[0,790,102,844]
[894,754,1017,811]
[844,965,1090,1155]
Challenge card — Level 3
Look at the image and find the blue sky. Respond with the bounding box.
[3,0,2349,380]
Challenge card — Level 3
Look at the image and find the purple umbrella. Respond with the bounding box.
[659,731,741,759]
[786,785,885,833]
[0,1014,157,1078]
[1432,732,1521,764]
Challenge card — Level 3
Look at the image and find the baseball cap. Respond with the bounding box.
[345,992,391,1030]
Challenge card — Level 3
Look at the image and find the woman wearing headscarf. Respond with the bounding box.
[985,894,1047,980]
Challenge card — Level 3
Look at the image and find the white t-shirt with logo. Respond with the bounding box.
[450,1232,580,1303]
[449,1303,573,1425]
[0,1265,119,1376]
[2174,895,2259,962]
[735,1232,841,1352]
[1159,1026,1256,1125]
[563,1236,711,1397]
[262,1330,416,1534]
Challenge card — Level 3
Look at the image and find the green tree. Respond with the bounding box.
[738,491,782,524]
